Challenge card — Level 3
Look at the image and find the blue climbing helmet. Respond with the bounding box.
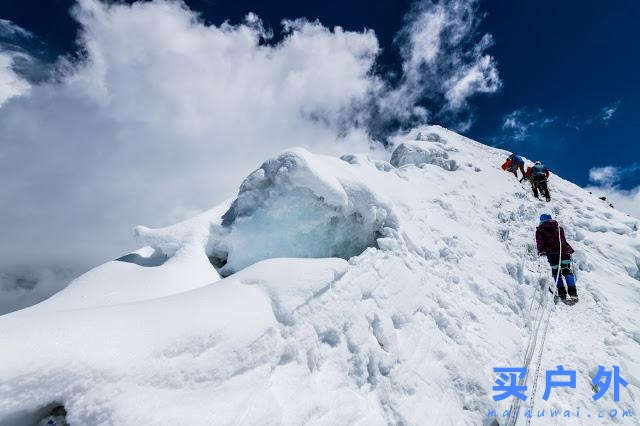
[539,213,552,224]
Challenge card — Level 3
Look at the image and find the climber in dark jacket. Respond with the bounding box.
[536,213,578,302]
[525,161,551,201]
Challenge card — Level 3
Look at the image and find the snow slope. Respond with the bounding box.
[1,126,639,425]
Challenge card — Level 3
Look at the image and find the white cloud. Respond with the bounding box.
[0,52,31,105]
[0,0,382,271]
[0,20,33,105]
[565,101,621,131]
[388,0,501,118]
[0,0,502,313]
[0,267,76,315]
[588,165,619,186]
[502,101,621,138]
[501,112,527,140]
[500,108,555,141]
[589,163,640,186]
[0,18,33,38]
[601,101,619,122]
[585,185,640,219]
[604,187,640,219]
[587,162,640,219]
[606,187,640,219]
[445,53,500,110]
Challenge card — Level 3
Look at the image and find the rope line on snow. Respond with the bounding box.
[526,303,553,425]
[506,270,546,426]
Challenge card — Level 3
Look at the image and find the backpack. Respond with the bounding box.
[532,164,547,177]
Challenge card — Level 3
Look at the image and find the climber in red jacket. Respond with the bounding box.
[501,153,526,180]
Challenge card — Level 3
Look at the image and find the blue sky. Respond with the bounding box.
[2,0,638,188]
[0,0,638,275]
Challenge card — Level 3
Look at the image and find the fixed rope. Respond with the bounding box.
[506,264,547,426]
[506,284,544,426]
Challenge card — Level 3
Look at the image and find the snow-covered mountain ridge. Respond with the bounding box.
[1,126,639,425]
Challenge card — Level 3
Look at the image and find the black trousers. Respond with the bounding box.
[530,176,550,200]
[510,163,526,178]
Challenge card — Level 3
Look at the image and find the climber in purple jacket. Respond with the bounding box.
[536,213,578,303]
